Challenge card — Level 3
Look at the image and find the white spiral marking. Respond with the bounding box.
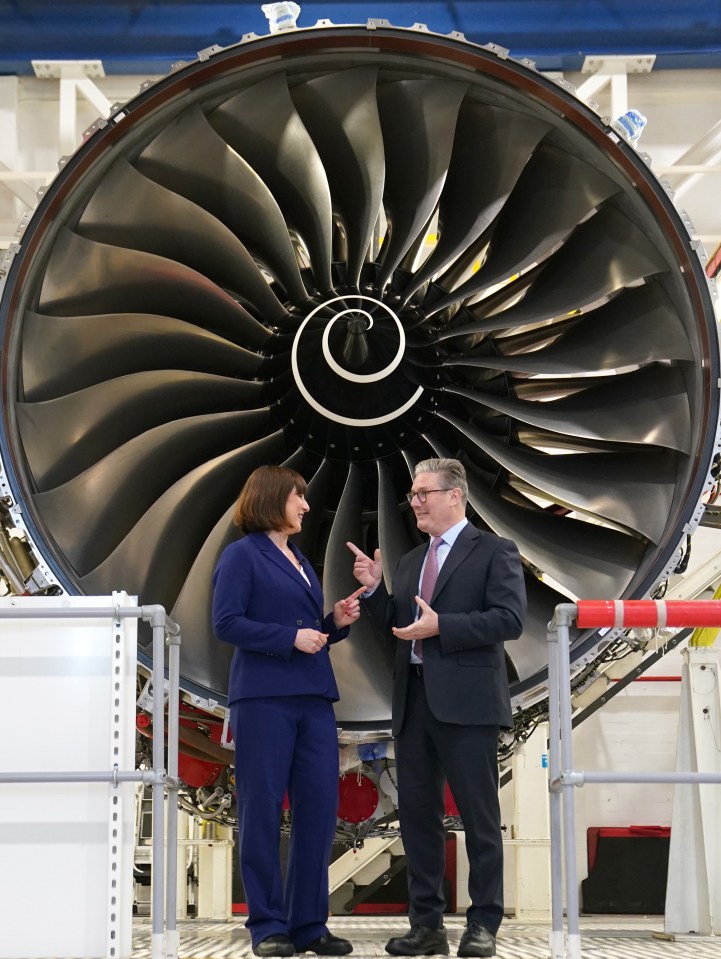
[291,295,424,427]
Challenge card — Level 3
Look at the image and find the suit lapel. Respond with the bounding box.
[432,524,477,602]
[255,534,317,599]
[403,545,427,619]
[295,552,323,605]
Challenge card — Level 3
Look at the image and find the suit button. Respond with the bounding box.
[314,619,320,627]
[296,619,303,626]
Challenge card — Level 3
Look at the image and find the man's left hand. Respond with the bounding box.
[392,596,439,641]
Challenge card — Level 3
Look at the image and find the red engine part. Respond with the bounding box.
[444,783,459,817]
[136,704,231,790]
[177,753,226,789]
[337,773,379,824]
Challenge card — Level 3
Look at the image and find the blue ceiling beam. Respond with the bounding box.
[0,1,720,76]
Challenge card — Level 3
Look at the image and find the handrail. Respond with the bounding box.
[0,598,181,959]
[547,600,721,959]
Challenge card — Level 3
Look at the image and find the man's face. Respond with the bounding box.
[408,471,461,537]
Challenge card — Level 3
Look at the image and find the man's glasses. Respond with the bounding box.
[406,488,454,505]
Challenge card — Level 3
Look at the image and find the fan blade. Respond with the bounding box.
[291,457,336,559]
[77,158,290,326]
[21,311,265,402]
[442,282,694,372]
[440,413,678,543]
[208,72,334,293]
[377,458,418,577]
[427,143,620,316]
[34,410,273,574]
[402,104,551,302]
[170,504,238,694]
[513,574,573,684]
[17,370,266,490]
[84,433,286,691]
[135,103,308,303]
[291,66,385,290]
[376,78,468,290]
[321,463,394,726]
[452,205,669,333]
[39,229,274,350]
[445,364,691,453]
[466,473,647,600]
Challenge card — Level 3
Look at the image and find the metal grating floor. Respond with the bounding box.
[129,915,721,959]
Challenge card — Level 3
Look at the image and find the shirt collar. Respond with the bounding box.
[432,516,468,549]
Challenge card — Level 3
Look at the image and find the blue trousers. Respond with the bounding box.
[230,695,339,948]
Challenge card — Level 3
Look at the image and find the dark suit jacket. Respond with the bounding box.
[212,531,349,705]
[365,523,526,734]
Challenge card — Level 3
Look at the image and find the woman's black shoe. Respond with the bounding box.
[253,934,295,957]
[297,933,353,955]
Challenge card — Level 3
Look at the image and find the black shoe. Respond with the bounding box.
[386,925,449,956]
[297,933,353,955]
[457,922,496,958]
[253,934,295,957]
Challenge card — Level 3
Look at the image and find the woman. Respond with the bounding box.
[212,465,362,958]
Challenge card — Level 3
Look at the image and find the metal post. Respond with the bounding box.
[556,608,581,959]
[165,623,182,959]
[546,614,565,959]
[150,612,166,959]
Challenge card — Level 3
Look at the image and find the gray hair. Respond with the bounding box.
[414,457,468,505]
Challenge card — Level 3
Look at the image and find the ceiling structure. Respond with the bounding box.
[1,1,721,76]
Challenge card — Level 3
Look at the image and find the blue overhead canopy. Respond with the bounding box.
[0,0,720,75]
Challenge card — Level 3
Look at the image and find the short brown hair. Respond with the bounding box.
[233,465,308,534]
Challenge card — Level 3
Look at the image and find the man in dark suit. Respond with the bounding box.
[347,458,526,958]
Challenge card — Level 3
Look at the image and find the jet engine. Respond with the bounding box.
[0,22,718,829]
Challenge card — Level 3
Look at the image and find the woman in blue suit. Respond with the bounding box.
[213,465,362,958]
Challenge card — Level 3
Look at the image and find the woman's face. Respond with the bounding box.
[283,486,310,534]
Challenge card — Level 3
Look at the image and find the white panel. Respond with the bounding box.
[513,723,551,918]
[0,76,25,243]
[197,839,234,920]
[0,595,137,959]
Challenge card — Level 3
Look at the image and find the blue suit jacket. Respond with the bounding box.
[212,531,349,705]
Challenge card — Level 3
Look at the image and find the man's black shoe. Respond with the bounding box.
[385,925,449,956]
[457,922,496,958]
[253,934,295,957]
[297,933,353,955]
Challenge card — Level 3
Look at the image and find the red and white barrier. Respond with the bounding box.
[576,599,721,629]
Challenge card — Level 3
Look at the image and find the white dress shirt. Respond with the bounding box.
[410,517,469,664]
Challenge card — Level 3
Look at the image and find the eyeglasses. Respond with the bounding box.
[406,488,454,505]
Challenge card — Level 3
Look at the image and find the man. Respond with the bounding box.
[347,458,526,958]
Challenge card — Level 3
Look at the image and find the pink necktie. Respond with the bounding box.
[415,536,443,662]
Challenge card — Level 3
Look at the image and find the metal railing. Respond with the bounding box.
[0,599,181,959]
[547,599,721,959]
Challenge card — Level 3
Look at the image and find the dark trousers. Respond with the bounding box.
[396,670,503,933]
[231,696,339,948]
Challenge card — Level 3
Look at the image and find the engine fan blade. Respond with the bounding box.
[208,72,334,293]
